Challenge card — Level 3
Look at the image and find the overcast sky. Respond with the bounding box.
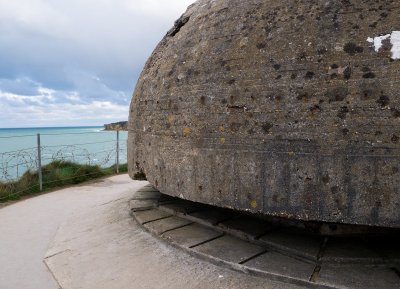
[0,0,196,128]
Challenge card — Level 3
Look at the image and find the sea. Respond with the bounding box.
[0,126,128,180]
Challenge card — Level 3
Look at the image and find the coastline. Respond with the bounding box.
[0,126,128,182]
[103,121,128,131]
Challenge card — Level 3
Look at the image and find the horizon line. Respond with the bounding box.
[0,125,104,130]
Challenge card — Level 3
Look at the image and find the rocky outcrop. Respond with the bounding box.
[104,121,128,131]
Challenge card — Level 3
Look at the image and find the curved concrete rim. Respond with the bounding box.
[130,186,400,289]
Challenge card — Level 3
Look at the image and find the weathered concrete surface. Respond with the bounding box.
[318,264,400,289]
[134,208,172,224]
[144,215,193,234]
[321,238,380,263]
[0,175,303,289]
[0,175,145,289]
[244,252,315,281]
[162,223,223,248]
[218,216,274,240]
[260,231,322,261]
[194,235,266,264]
[188,208,235,226]
[45,185,306,289]
[130,189,400,288]
[128,0,400,227]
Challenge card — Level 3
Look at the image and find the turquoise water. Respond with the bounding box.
[0,126,128,180]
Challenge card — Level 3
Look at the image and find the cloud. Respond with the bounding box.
[0,77,42,96]
[0,78,129,127]
[0,0,196,127]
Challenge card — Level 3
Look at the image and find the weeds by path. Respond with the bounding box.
[0,161,128,202]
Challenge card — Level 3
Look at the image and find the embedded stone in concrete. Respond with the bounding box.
[187,209,235,226]
[260,231,322,261]
[322,238,381,263]
[243,251,315,281]
[162,223,223,248]
[317,264,400,289]
[129,199,155,212]
[193,235,266,264]
[134,209,172,225]
[218,216,275,241]
[144,216,193,235]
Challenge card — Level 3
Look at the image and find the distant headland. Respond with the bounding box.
[104,121,128,131]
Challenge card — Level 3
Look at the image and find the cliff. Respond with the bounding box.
[104,121,128,131]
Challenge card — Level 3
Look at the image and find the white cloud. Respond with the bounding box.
[124,0,195,18]
[65,93,81,102]
[0,78,129,127]
[0,0,196,127]
[0,0,195,50]
[0,0,65,27]
[0,95,129,127]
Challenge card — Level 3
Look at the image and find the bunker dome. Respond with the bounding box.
[128,0,400,228]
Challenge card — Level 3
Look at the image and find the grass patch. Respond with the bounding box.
[0,160,128,203]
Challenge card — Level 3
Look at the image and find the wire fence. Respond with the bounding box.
[0,130,128,201]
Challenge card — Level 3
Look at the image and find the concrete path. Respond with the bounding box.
[0,175,142,289]
[0,174,302,289]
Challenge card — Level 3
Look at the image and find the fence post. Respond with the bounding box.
[116,130,120,174]
[37,133,43,191]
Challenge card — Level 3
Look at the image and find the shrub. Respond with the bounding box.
[0,161,128,202]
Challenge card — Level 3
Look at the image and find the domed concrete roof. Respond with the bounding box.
[128,0,400,227]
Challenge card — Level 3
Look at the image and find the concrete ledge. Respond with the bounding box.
[130,186,400,289]
[43,179,309,289]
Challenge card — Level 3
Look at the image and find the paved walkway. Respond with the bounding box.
[0,174,302,289]
[0,175,143,289]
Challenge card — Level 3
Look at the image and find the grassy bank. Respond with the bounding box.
[0,160,128,202]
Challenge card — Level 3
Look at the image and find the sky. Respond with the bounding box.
[0,0,196,128]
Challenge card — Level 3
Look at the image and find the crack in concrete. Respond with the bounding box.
[45,249,71,260]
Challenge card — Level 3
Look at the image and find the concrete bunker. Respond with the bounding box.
[128,0,400,228]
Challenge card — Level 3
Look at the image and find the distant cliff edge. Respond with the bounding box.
[104,121,128,131]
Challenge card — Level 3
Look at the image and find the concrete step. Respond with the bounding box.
[129,186,400,289]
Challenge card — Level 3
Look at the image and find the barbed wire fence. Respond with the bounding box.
[0,131,128,201]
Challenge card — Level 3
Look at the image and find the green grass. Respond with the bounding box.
[0,161,128,203]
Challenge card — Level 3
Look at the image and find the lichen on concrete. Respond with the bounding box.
[128,0,400,228]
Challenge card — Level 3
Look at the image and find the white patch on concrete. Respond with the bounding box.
[239,37,249,48]
[367,31,400,59]
[391,31,400,59]
[367,34,390,51]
